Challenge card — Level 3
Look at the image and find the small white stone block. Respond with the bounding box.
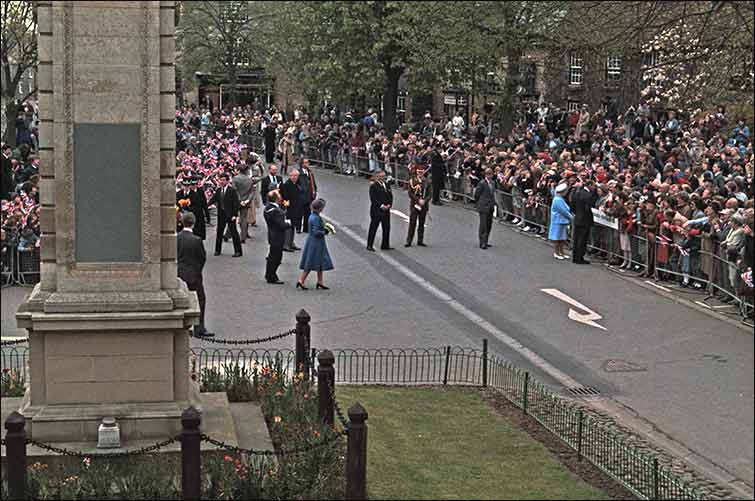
[97,417,120,448]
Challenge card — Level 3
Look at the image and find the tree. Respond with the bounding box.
[638,2,754,114]
[176,1,270,108]
[267,1,478,134]
[1,0,37,147]
[550,1,754,116]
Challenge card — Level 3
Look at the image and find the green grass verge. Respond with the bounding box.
[336,386,606,500]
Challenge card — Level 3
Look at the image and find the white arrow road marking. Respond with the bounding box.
[541,288,607,330]
[329,217,581,388]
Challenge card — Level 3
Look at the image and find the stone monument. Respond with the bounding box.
[15,0,200,443]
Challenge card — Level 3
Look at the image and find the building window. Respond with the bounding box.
[606,56,622,84]
[642,51,659,69]
[569,53,583,86]
[567,101,581,112]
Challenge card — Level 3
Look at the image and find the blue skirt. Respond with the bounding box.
[548,223,569,241]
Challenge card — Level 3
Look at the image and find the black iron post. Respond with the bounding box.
[346,403,368,500]
[522,371,530,415]
[5,411,27,500]
[482,339,488,387]
[443,346,451,385]
[317,349,335,426]
[295,309,312,380]
[181,406,201,501]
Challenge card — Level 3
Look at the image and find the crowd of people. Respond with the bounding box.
[1,102,41,257]
[2,96,752,311]
[174,98,753,310]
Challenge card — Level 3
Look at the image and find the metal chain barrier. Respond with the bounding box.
[25,436,179,458]
[200,428,344,457]
[1,338,29,346]
[325,378,350,431]
[189,328,296,345]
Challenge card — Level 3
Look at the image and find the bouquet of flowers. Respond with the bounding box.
[323,222,336,235]
[178,198,191,209]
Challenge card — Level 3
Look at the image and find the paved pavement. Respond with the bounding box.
[2,167,753,495]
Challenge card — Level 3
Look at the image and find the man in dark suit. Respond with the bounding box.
[177,212,213,337]
[474,167,497,249]
[366,169,393,251]
[570,179,595,264]
[210,172,242,257]
[263,121,277,164]
[263,191,291,284]
[189,177,211,240]
[279,169,304,252]
[298,158,317,232]
[429,144,446,205]
[1,144,13,200]
[260,164,283,205]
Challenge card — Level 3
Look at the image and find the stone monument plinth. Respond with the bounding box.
[15,0,198,443]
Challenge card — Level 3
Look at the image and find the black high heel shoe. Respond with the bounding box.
[296,282,309,290]
[316,283,329,290]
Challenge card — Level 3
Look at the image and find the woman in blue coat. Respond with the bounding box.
[549,183,572,260]
[297,198,334,290]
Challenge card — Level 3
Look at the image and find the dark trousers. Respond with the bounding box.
[265,244,283,281]
[407,209,427,244]
[215,214,242,255]
[431,175,444,203]
[478,208,494,246]
[572,224,591,262]
[285,227,297,250]
[182,277,206,331]
[301,204,311,232]
[367,213,391,249]
[291,211,303,234]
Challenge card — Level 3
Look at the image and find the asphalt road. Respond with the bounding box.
[2,167,752,494]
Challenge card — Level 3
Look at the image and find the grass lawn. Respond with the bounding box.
[336,386,607,500]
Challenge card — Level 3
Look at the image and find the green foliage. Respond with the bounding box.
[0,456,182,500]
[198,362,258,402]
[1,367,26,397]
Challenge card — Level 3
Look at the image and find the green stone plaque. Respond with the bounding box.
[74,123,141,262]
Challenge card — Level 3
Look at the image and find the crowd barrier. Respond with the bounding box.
[299,138,755,323]
[0,245,40,287]
[488,190,753,322]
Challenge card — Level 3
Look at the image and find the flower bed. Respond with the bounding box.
[200,357,346,500]
[1,360,345,500]
[1,367,26,398]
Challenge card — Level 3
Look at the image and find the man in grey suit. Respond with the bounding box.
[231,163,258,243]
[474,167,497,249]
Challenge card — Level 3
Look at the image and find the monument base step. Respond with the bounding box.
[2,392,274,471]
[15,380,203,443]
